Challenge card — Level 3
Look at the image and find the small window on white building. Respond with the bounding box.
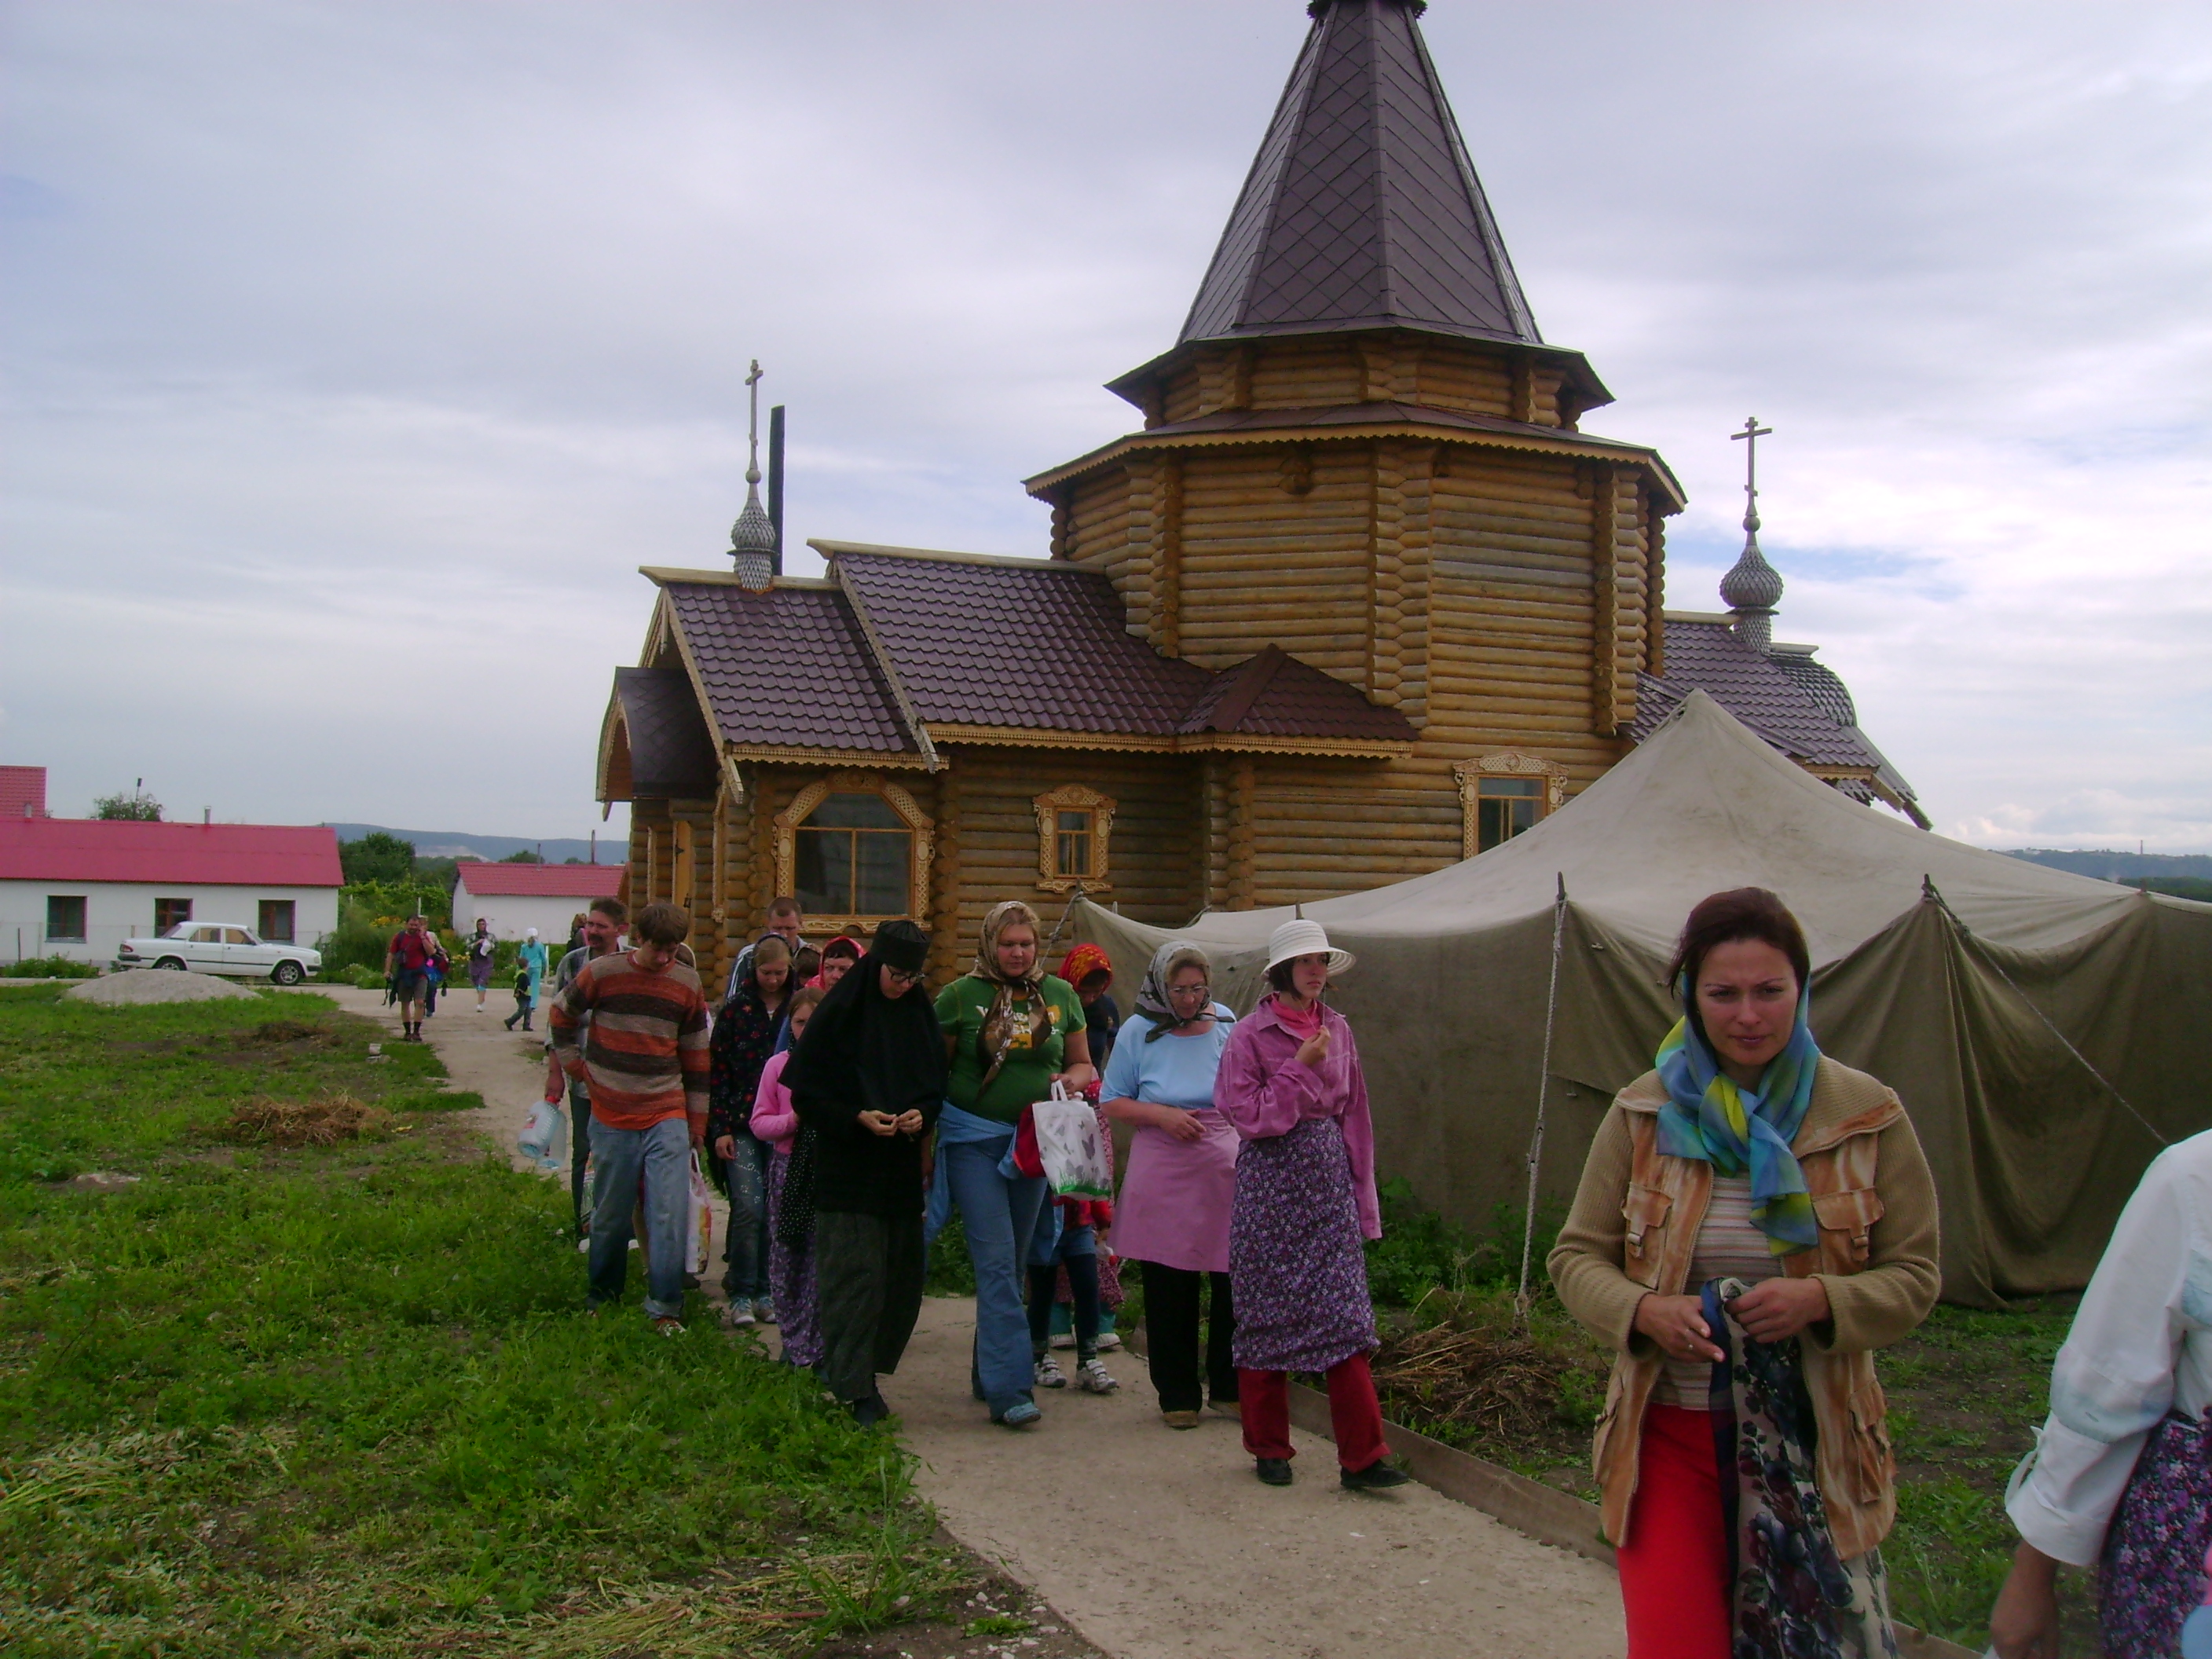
[258,900,296,943]
[156,897,192,934]
[46,895,87,943]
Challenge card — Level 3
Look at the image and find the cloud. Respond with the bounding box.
[2,1,2207,848]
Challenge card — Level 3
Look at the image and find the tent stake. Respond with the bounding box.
[1921,875,2167,1150]
[1515,873,1569,1324]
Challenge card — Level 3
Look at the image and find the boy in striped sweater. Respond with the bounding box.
[551,901,712,1332]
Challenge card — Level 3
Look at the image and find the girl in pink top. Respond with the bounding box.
[752,987,823,1368]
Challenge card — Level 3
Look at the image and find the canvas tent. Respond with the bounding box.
[1062,692,2212,1306]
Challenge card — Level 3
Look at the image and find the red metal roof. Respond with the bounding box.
[0,818,342,885]
[0,767,46,821]
[452,861,625,898]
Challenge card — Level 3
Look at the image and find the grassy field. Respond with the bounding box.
[0,985,966,1657]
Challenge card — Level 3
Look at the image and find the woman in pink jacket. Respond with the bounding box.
[1215,919,1406,1492]
[749,987,824,1370]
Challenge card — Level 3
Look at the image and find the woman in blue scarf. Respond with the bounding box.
[1550,888,1940,1659]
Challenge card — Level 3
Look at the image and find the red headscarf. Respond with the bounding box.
[1058,943,1112,991]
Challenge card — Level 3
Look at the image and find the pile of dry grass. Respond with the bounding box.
[225,1093,394,1147]
[1372,1323,1575,1443]
[236,1018,329,1046]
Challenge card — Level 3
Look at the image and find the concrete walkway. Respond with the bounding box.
[329,982,1624,1658]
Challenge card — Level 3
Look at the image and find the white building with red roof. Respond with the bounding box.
[449,860,624,945]
[0,770,342,965]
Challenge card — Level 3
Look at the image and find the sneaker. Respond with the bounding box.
[681,1273,701,1291]
[753,1299,777,1324]
[994,1399,1042,1428]
[1033,1355,1067,1390]
[1095,1331,1122,1353]
[1075,1358,1118,1394]
[1049,1331,1077,1350]
[1254,1457,1293,1486]
[1160,1409,1201,1430]
[726,1303,756,1328]
[1340,1459,1411,1492]
[652,1316,685,1336]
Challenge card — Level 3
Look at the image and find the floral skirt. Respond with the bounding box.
[1228,1116,1375,1375]
[765,1150,822,1370]
[2100,1409,2212,1659]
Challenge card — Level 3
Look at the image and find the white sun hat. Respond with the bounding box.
[1263,917,1354,976]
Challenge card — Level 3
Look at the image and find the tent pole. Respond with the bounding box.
[1516,873,1569,1323]
[1043,891,1084,958]
[1921,876,2167,1150]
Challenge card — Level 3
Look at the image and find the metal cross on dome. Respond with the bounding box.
[1730,416,1772,534]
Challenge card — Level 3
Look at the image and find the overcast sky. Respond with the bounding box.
[3,2,2207,851]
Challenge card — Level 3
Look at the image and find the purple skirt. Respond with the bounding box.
[765,1149,822,1370]
[2100,1410,2212,1659]
[1228,1115,1376,1374]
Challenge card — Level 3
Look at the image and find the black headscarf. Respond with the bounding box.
[786,920,944,1126]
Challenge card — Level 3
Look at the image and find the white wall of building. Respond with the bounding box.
[449,882,606,945]
[0,881,339,965]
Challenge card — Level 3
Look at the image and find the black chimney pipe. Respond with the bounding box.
[767,404,786,575]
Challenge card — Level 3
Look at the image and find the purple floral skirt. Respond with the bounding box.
[1228,1115,1375,1374]
[766,1149,822,1370]
[2100,1410,2212,1659]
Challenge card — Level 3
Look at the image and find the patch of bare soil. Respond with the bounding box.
[225,1093,397,1148]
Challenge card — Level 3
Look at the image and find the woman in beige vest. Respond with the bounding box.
[1550,888,1939,1659]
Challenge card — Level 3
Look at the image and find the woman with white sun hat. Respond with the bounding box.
[1214,917,1407,1492]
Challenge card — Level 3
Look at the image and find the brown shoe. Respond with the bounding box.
[1210,1400,1242,1419]
[1160,1409,1201,1430]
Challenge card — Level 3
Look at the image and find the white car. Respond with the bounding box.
[115,923,323,986]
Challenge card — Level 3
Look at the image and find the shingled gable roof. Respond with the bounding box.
[1632,617,1927,826]
[1179,644,1417,744]
[1182,0,1537,349]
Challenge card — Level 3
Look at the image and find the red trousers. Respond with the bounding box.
[1237,1354,1390,1471]
[1615,1404,1731,1659]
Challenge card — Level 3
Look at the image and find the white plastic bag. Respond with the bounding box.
[687,1152,713,1276]
[518,1098,565,1172]
[1031,1082,1112,1199]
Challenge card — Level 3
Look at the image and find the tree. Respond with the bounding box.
[93,786,163,821]
[340,831,416,885]
[500,849,544,864]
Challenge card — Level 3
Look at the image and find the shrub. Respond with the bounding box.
[1,955,100,979]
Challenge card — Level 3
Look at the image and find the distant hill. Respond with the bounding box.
[325,823,613,866]
[2005,848,2212,882]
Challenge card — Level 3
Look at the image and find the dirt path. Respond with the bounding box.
[889,1296,1624,1659]
[331,983,1622,1657]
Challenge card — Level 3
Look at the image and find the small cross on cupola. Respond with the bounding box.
[730,358,777,591]
[1721,416,1785,654]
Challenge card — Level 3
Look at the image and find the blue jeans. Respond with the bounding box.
[941,1137,1049,1415]
[722,1130,770,1304]
[586,1114,690,1320]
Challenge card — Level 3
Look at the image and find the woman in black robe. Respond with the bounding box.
[784,919,946,1424]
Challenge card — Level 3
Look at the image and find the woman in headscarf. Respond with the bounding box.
[811,935,863,993]
[1103,940,1242,1429]
[709,934,793,1328]
[1217,918,1403,1490]
[1059,943,1121,1079]
[1549,888,1939,1659]
[785,920,945,1426]
[1989,1125,2212,1659]
[934,899,1097,1427]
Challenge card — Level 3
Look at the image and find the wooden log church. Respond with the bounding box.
[596,0,1923,986]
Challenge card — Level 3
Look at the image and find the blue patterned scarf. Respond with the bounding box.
[1654,982,1820,1254]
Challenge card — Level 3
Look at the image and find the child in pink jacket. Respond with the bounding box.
[750,987,822,1369]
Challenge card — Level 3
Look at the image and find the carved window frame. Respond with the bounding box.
[1033,784,1116,895]
[1453,754,1566,860]
[774,771,935,932]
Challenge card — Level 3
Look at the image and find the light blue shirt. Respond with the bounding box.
[1099,1007,1237,1111]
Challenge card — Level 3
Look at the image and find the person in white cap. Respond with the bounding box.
[1213,917,1406,1491]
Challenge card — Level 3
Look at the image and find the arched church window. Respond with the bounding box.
[795,793,912,917]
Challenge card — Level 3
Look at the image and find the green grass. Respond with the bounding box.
[0,986,961,1656]
[0,956,98,980]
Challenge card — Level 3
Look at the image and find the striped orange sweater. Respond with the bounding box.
[549,952,711,1134]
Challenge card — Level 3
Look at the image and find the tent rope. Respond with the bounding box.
[1922,876,2167,1149]
[1515,873,1569,1322]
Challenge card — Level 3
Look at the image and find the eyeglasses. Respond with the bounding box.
[883,967,924,987]
[1168,983,1211,998]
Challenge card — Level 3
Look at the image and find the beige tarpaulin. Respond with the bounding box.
[1063,692,2212,1306]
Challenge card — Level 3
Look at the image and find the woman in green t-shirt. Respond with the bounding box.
[934,900,1097,1426]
